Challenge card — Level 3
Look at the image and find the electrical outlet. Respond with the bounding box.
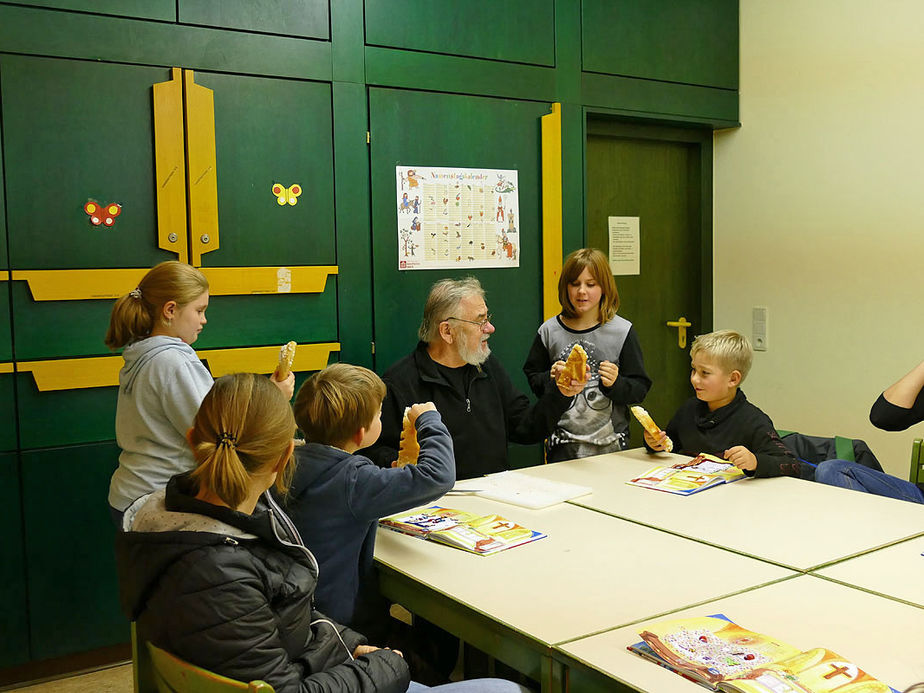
[752,307,768,351]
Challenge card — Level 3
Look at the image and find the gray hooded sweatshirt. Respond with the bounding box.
[108,336,213,511]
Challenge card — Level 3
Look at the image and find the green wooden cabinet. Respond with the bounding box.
[7,0,174,20]
[0,374,17,451]
[21,442,127,660]
[365,0,555,66]
[582,0,738,90]
[0,452,29,668]
[193,72,336,268]
[178,0,329,39]
[15,374,117,449]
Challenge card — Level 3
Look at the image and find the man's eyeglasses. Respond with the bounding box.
[443,314,493,329]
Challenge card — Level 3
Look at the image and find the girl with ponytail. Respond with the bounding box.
[106,261,293,526]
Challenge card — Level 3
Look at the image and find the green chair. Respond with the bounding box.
[132,622,158,693]
[147,642,275,693]
[911,438,924,485]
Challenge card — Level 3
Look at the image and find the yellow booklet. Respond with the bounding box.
[379,505,546,556]
[628,614,897,692]
[626,452,746,495]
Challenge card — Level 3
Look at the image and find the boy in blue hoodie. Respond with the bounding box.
[278,363,455,636]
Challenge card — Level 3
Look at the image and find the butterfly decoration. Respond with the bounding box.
[272,183,302,206]
[84,201,122,227]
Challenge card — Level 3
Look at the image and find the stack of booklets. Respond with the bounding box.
[626,452,746,495]
[628,614,898,692]
[379,505,547,556]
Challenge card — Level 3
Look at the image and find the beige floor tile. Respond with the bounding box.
[6,663,132,693]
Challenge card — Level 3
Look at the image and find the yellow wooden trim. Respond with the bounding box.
[200,266,338,295]
[540,102,563,321]
[184,70,219,267]
[199,342,340,377]
[18,356,123,391]
[11,266,338,300]
[0,363,14,374]
[0,271,10,281]
[153,67,189,262]
[17,342,340,391]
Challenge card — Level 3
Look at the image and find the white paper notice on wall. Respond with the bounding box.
[608,216,640,276]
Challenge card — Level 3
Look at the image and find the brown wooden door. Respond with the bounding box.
[585,120,713,445]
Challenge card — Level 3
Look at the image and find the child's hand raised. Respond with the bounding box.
[270,370,296,401]
[407,401,436,425]
[550,360,566,381]
[598,360,619,387]
[643,428,669,451]
[724,446,757,471]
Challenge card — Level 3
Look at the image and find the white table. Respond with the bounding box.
[499,448,924,571]
[556,574,924,693]
[814,534,924,608]
[374,496,794,691]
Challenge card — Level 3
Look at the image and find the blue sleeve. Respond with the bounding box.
[347,411,455,521]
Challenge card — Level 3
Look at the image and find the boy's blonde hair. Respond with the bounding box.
[188,373,297,508]
[558,248,620,323]
[690,330,753,382]
[105,261,209,350]
[294,363,387,446]
[418,277,485,342]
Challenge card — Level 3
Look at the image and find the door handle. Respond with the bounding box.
[666,317,692,349]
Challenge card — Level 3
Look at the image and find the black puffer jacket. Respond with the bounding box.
[115,474,410,693]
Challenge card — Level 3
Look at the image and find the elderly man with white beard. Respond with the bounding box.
[366,277,581,479]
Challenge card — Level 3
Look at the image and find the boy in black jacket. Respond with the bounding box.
[645,330,805,478]
[278,363,455,634]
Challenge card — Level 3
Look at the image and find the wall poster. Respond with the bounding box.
[396,165,520,270]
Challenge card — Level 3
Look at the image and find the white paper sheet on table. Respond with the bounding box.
[456,470,592,509]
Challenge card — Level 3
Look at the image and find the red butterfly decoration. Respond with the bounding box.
[85,201,122,227]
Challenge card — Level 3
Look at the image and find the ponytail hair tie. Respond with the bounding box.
[129,288,142,300]
[217,432,237,449]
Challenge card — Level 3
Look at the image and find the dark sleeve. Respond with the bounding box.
[869,390,924,431]
[745,412,803,479]
[493,360,573,445]
[347,411,456,521]
[159,555,410,693]
[599,327,652,405]
[522,332,554,398]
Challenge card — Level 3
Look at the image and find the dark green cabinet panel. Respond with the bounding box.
[193,72,336,267]
[11,283,337,361]
[16,374,117,449]
[0,375,17,451]
[368,88,547,469]
[22,443,126,659]
[0,452,29,668]
[0,288,11,362]
[1,56,172,270]
[179,0,329,39]
[365,0,555,67]
[8,0,174,20]
[582,0,738,91]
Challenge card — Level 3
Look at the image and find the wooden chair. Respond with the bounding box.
[147,642,275,692]
[911,438,924,485]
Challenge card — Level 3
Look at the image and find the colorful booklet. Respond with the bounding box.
[626,452,746,495]
[628,614,898,692]
[378,505,547,556]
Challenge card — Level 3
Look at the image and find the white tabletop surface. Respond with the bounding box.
[556,574,924,693]
[491,449,924,571]
[814,534,924,608]
[374,496,794,646]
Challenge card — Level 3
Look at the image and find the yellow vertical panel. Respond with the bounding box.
[541,103,563,321]
[184,70,219,267]
[153,67,188,262]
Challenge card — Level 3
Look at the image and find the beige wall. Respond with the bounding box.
[714,0,924,478]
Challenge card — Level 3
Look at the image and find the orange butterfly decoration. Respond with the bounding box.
[84,201,122,227]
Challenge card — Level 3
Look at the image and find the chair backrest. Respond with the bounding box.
[132,622,158,693]
[142,639,275,693]
[911,438,924,485]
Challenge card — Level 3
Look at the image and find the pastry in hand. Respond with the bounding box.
[274,341,297,380]
[557,343,588,387]
[395,408,420,467]
[630,405,673,452]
